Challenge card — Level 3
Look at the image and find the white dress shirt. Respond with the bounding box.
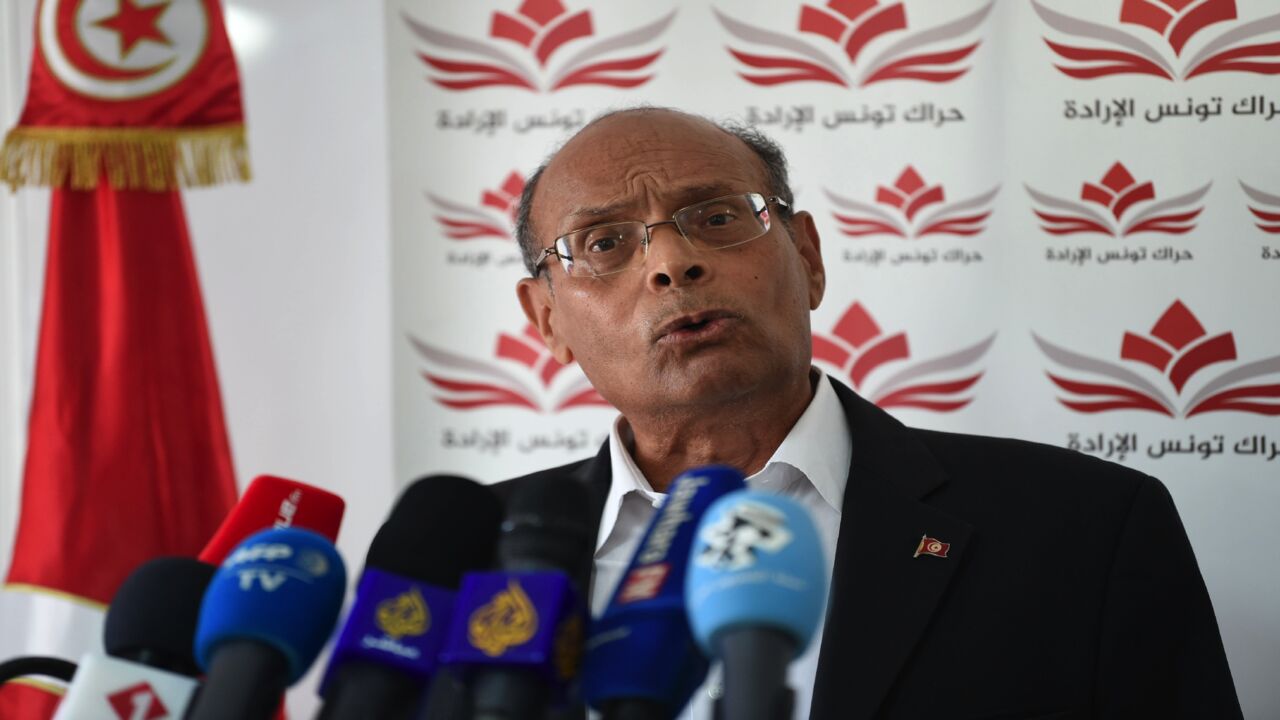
[589,369,852,720]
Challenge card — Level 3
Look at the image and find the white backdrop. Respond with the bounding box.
[2,1,1278,718]
[387,1,1279,717]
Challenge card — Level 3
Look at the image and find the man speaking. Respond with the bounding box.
[500,107,1241,719]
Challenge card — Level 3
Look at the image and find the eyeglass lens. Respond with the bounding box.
[557,193,770,277]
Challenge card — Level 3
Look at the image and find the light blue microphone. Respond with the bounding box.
[685,490,827,720]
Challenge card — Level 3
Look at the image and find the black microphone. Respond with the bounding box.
[443,476,594,720]
[105,556,216,676]
[48,557,215,718]
[0,656,77,686]
[316,475,504,720]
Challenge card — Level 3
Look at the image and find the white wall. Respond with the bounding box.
[0,0,46,593]
[0,1,398,715]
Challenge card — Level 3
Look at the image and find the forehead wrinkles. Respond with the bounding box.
[540,123,765,227]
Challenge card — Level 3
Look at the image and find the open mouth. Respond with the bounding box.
[656,310,738,344]
[681,318,712,332]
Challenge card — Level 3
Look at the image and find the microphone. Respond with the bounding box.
[584,465,747,720]
[199,474,346,564]
[317,475,504,720]
[51,654,199,720]
[105,556,216,676]
[50,556,214,719]
[188,526,347,720]
[686,491,828,720]
[441,475,595,720]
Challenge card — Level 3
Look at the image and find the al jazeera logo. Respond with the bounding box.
[466,578,583,678]
[469,579,539,657]
[362,587,431,660]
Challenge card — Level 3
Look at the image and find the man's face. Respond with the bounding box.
[516,111,826,415]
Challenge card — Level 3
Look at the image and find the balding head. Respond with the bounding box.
[515,107,795,276]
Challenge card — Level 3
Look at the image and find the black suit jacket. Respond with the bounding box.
[492,379,1242,719]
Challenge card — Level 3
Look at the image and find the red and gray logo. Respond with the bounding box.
[1242,181,1280,234]
[403,0,674,92]
[1026,162,1208,236]
[812,302,994,411]
[107,682,169,720]
[1034,0,1280,80]
[716,0,992,87]
[1035,300,1280,417]
[826,166,998,238]
[410,324,610,412]
[429,171,524,241]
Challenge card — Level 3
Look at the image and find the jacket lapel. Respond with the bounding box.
[574,439,612,546]
[810,381,973,720]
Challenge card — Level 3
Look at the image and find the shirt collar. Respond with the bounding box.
[597,368,851,554]
[752,368,850,514]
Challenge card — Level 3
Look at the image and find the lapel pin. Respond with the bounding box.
[914,534,950,558]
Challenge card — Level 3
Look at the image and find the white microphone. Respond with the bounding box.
[51,652,198,720]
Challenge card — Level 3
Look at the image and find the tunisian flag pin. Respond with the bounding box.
[914,535,950,558]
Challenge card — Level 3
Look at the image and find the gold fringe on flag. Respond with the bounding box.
[0,124,251,192]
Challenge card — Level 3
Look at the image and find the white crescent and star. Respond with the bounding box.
[39,0,210,101]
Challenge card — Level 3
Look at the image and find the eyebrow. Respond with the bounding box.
[563,182,742,223]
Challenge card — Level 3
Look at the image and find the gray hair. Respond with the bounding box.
[514,107,796,277]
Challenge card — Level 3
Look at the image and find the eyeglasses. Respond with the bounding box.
[535,192,789,278]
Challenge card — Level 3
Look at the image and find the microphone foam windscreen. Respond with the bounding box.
[199,475,346,564]
[195,527,347,684]
[500,476,594,578]
[685,491,828,657]
[366,474,504,587]
[104,557,216,675]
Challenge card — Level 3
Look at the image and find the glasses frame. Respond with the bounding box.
[534,192,790,278]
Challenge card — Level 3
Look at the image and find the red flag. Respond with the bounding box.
[1,0,248,190]
[0,0,246,714]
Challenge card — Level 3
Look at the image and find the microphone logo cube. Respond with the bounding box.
[695,500,793,571]
[106,682,169,719]
[469,578,539,656]
[375,587,431,639]
[441,570,580,685]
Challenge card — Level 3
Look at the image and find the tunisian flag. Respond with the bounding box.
[0,0,246,714]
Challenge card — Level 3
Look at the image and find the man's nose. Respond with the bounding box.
[644,221,707,289]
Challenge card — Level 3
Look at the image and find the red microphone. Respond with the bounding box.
[199,475,345,565]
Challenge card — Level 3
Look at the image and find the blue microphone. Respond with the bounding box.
[686,491,828,720]
[584,465,746,719]
[188,526,347,720]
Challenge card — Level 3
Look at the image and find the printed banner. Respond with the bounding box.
[387,1,1279,715]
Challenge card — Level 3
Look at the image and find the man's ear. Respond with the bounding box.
[790,211,826,310]
[516,276,575,364]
